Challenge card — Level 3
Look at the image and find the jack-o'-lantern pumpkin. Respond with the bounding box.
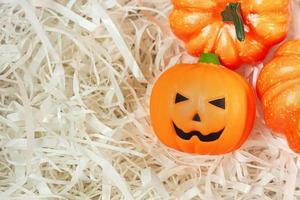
[150,53,256,155]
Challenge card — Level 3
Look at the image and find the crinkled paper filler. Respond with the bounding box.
[1,0,300,199]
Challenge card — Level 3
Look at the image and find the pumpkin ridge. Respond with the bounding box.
[275,40,300,57]
[174,7,214,12]
[241,0,289,13]
[187,17,216,42]
[263,82,300,133]
[242,7,289,14]
[286,118,300,153]
[258,56,300,97]
[248,12,289,44]
[262,77,300,105]
[190,23,222,53]
[169,9,213,41]
[262,82,300,134]
[215,27,239,68]
[186,22,222,57]
[171,0,216,10]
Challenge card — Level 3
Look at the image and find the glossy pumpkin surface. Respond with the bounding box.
[150,58,256,155]
[257,40,300,153]
[169,0,290,69]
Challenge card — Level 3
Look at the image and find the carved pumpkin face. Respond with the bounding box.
[150,63,256,155]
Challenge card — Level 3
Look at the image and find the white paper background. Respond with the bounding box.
[0,0,300,199]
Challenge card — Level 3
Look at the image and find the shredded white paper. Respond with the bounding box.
[0,0,300,199]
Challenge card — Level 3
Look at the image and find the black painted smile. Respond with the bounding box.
[173,122,224,142]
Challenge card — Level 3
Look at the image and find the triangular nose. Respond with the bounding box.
[193,113,201,122]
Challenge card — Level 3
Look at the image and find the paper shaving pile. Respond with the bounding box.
[1,0,300,199]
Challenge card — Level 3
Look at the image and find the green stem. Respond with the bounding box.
[221,2,245,42]
[199,53,221,65]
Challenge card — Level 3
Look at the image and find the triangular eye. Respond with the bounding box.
[209,98,225,109]
[175,93,188,104]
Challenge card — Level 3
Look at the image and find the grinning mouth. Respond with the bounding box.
[173,122,224,142]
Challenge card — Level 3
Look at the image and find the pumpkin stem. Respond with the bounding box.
[221,2,245,42]
[199,53,221,65]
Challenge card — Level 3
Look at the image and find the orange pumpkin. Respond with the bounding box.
[150,53,256,155]
[257,40,300,153]
[169,0,290,69]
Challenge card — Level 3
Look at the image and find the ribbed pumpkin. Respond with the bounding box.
[257,40,300,152]
[150,53,256,155]
[169,0,290,69]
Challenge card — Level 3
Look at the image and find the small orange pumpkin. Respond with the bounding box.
[150,53,256,155]
[257,40,300,153]
[169,0,290,69]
